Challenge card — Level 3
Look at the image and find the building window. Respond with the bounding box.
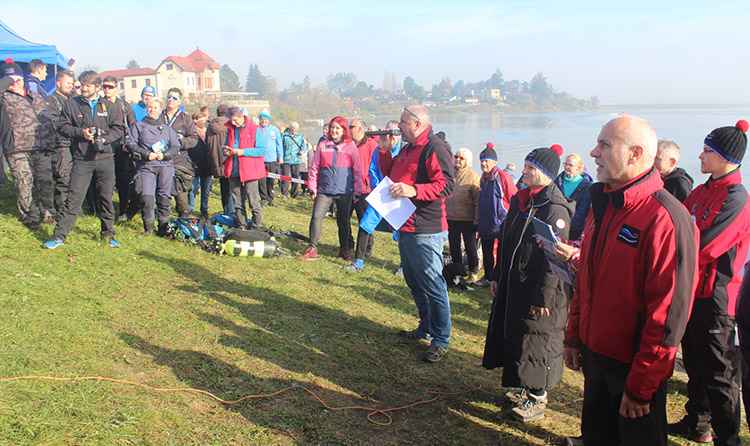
[166,63,173,70]
[119,82,124,90]
[197,77,201,88]
[145,79,151,86]
[131,80,137,88]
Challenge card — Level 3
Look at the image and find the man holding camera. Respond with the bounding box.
[43,71,124,249]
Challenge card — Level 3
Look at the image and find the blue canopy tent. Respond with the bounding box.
[0,19,69,94]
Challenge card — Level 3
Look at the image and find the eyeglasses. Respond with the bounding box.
[454,155,465,160]
[167,95,181,101]
[402,107,421,122]
[74,85,81,89]
[349,125,356,129]
[562,162,578,167]
[102,85,116,90]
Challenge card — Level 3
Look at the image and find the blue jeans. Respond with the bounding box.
[398,230,451,347]
[188,175,212,215]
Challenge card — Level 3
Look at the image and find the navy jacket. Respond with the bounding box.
[554,171,593,240]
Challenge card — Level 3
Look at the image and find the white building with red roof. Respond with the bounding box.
[101,48,221,104]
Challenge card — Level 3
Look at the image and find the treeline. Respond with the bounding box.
[218,64,598,124]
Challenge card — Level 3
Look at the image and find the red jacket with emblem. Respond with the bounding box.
[222,118,266,183]
[378,127,454,233]
[355,136,378,193]
[684,168,750,316]
[564,168,698,403]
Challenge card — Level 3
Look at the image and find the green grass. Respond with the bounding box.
[0,179,746,445]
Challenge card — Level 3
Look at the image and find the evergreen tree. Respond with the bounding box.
[126,59,140,69]
[220,64,241,91]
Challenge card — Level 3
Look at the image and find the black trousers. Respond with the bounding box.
[352,193,373,259]
[681,298,741,446]
[258,161,278,204]
[114,151,139,218]
[480,237,497,277]
[280,163,301,198]
[448,220,478,273]
[581,350,668,446]
[53,157,116,241]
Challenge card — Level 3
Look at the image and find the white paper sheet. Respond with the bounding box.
[366,176,417,230]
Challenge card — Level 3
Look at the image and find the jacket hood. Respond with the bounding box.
[663,166,693,184]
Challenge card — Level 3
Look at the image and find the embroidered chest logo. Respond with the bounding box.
[617,224,641,248]
[692,204,699,214]
[702,209,709,220]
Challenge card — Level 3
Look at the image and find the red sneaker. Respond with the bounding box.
[300,246,318,260]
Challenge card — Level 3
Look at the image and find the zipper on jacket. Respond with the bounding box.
[502,207,536,339]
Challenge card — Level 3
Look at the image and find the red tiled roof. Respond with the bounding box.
[99,68,155,80]
[159,49,219,73]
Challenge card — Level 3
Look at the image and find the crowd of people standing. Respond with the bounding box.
[4,60,750,446]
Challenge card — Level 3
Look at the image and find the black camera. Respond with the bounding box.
[95,128,104,153]
[365,129,401,137]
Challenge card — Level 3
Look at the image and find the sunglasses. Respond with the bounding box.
[167,95,181,101]
[403,107,421,122]
[74,85,81,89]
[102,85,116,90]
[454,155,465,160]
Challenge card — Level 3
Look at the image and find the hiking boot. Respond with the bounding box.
[338,248,351,262]
[116,214,129,223]
[157,222,170,237]
[42,238,64,249]
[563,436,583,446]
[394,266,404,277]
[398,329,431,341]
[300,245,318,260]
[474,276,491,287]
[668,417,712,443]
[511,392,547,422]
[344,262,363,272]
[26,220,43,231]
[139,230,154,238]
[504,388,527,405]
[422,345,448,363]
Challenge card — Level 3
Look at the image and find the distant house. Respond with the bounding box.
[155,48,220,99]
[464,96,479,104]
[99,68,157,104]
[101,48,221,104]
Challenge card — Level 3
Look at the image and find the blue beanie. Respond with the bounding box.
[259,111,271,120]
[141,85,156,96]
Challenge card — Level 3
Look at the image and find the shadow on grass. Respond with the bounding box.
[134,252,553,444]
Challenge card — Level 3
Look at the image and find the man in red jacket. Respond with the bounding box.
[379,105,455,363]
[563,116,698,445]
[669,120,750,446]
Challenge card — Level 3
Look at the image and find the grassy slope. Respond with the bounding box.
[0,180,745,445]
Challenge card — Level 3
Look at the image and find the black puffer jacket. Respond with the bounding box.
[483,182,574,391]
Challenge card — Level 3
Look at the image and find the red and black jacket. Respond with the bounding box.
[565,168,698,403]
[684,168,750,317]
[378,127,454,233]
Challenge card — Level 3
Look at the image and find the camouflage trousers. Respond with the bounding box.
[6,151,55,224]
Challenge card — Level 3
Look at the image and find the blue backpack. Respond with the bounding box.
[168,218,225,253]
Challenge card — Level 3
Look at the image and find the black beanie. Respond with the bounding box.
[704,120,749,165]
[1,58,22,78]
[480,147,498,161]
[525,144,563,180]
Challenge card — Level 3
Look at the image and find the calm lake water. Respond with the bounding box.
[431,104,750,188]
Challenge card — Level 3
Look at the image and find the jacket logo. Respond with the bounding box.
[702,209,709,220]
[617,224,640,248]
[692,204,699,214]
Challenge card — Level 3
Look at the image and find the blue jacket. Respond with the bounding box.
[478,166,517,238]
[554,171,593,239]
[132,101,148,122]
[259,124,283,162]
[281,129,306,164]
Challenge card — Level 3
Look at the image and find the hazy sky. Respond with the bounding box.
[5,0,750,104]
